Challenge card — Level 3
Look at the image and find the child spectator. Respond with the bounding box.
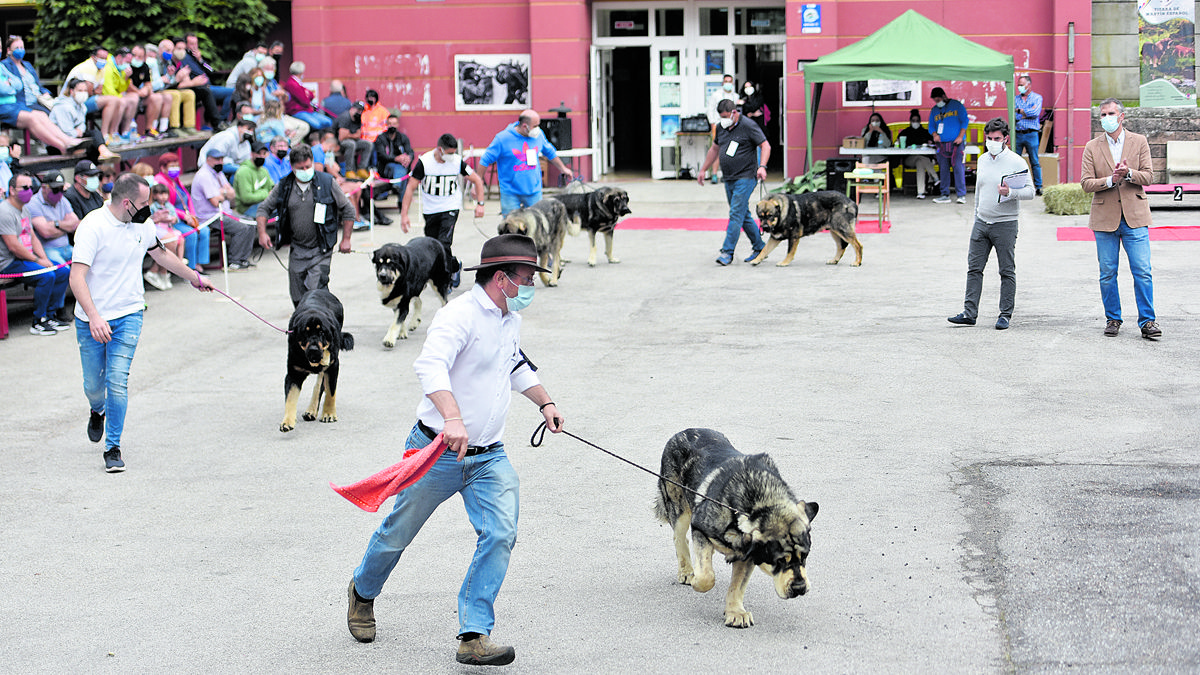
[257,98,290,145]
[49,78,117,162]
[155,152,211,271]
[146,182,187,288]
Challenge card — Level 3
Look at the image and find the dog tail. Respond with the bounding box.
[566,214,581,238]
[341,332,355,351]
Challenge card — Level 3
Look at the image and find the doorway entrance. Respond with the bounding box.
[611,46,651,172]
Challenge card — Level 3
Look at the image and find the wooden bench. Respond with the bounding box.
[19,131,212,174]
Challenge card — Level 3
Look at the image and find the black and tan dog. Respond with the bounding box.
[551,186,631,266]
[654,428,818,628]
[282,289,354,433]
[751,191,863,267]
[497,199,569,286]
[372,238,454,348]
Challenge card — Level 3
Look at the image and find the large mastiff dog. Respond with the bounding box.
[282,289,355,432]
[551,186,631,266]
[751,191,863,267]
[497,199,570,286]
[372,238,453,348]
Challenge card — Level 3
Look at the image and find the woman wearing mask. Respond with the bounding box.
[860,111,893,165]
[896,108,939,199]
[0,45,90,154]
[48,79,117,162]
[0,132,20,198]
[282,61,332,131]
[2,36,53,113]
[739,80,767,132]
[155,152,211,271]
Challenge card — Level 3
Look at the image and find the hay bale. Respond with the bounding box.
[1043,183,1091,216]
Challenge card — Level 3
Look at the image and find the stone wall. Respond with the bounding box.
[1089,106,1200,182]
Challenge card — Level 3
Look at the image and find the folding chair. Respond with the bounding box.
[849,161,890,224]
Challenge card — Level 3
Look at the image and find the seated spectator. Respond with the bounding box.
[373,114,413,201]
[242,69,269,117]
[129,162,177,289]
[184,33,234,122]
[191,148,256,269]
[144,182,188,290]
[282,61,333,131]
[28,170,80,265]
[322,80,352,117]
[312,130,341,177]
[269,40,286,63]
[313,131,370,229]
[99,165,118,200]
[265,135,292,182]
[896,108,939,199]
[3,36,53,114]
[860,111,892,165]
[256,98,291,145]
[335,102,373,180]
[63,47,126,141]
[128,45,167,139]
[234,141,273,217]
[172,40,220,131]
[155,152,210,271]
[155,38,199,137]
[225,42,268,88]
[49,79,117,162]
[99,47,141,145]
[64,160,105,219]
[0,56,91,154]
[231,73,256,119]
[360,89,388,143]
[200,117,256,178]
[0,171,71,334]
[0,132,20,198]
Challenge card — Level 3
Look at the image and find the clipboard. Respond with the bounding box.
[998,169,1029,203]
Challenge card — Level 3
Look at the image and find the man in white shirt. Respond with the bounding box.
[347,234,564,667]
[70,173,212,472]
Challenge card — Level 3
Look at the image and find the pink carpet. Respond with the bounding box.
[1145,183,1200,194]
[1057,226,1200,241]
[619,217,890,233]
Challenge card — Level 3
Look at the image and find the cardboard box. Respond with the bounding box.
[843,136,864,149]
[1039,154,1059,186]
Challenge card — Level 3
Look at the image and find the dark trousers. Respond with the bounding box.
[963,218,1018,320]
[424,210,461,270]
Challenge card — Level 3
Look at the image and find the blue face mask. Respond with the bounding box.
[11,48,24,60]
[0,146,10,164]
[503,274,535,312]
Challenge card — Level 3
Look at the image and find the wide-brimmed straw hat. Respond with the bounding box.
[463,234,550,273]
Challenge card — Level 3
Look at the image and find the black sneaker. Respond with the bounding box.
[45,316,72,332]
[88,410,105,443]
[29,318,57,336]
[947,313,977,326]
[103,447,125,473]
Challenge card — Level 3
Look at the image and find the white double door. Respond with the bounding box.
[649,43,733,179]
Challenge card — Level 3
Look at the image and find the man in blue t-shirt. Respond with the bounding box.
[478,110,574,214]
[929,86,969,203]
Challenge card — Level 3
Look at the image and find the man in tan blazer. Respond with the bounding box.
[1080,98,1161,339]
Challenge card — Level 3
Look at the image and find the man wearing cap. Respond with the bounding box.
[256,143,354,307]
[191,148,256,270]
[29,170,81,266]
[346,233,564,666]
[200,117,257,178]
[335,101,374,180]
[64,160,106,220]
[478,109,573,215]
[233,141,274,217]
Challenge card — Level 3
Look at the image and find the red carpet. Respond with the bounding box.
[1145,183,1200,194]
[619,217,890,233]
[1057,226,1200,241]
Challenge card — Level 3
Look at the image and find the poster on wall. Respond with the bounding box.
[1138,0,1196,107]
[454,54,531,110]
[842,80,920,107]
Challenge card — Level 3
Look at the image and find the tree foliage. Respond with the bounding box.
[33,0,276,80]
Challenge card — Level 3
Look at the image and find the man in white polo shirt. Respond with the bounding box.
[70,173,213,472]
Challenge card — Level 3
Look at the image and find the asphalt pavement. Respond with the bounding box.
[2,178,1198,673]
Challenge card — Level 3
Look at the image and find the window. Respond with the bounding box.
[700,8,729,35]
[734,8,784,35]
[655,9,684,36]
[597,9,648,37]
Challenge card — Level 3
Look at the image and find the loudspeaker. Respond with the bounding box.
[540,118,572,151]
[825,159,855,195]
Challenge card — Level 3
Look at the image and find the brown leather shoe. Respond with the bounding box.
[347,580,375,643]
[1103,320,1121,337]
[1140,321,1162,339]
[456,634,516,666]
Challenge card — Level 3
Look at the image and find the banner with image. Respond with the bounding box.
[1139,0,1196,107]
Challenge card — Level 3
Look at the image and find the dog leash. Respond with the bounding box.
[530,422,743,516]
[208,285,290,334]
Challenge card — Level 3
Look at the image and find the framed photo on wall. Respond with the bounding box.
[455,54,531,110]
[842,80,921,107]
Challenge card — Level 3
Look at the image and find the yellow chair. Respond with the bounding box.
[848,162,890,223]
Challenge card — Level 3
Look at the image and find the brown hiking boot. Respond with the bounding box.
[1103,319,1121,337]
[456,634,516,666]
[1140,321,1162,339]
[347,580,375,643]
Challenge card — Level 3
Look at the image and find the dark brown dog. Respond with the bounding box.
[751,191,862,267]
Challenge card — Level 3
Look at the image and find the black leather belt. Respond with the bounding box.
[417,420,502,457]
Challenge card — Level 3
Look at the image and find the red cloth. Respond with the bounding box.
[330,434,446,512]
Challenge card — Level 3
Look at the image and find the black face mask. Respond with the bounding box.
[127,202,152,223]
[254,156,266,168]
[366,98,377,107]
[276,149,288,159]
[242,133,254,143]
[212,162,224,173]
[352,114,361,123]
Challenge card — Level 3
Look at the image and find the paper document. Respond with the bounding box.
[998,170,1029,203]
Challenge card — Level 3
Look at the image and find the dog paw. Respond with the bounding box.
[776,261,791,267]
[279,422,295,433]
[677,570,696,585]
[382,339,395,349]
[692,574,715,593]
[587,259,597,267]
[302,411,317,422]
[320,413,337,423]
[825,259,839,265]
[750,258,763,266]
[724,610,754,628]
[850,261,862,267]
[607,257,620,264]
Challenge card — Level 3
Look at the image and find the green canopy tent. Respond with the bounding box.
[800,9,1016,170]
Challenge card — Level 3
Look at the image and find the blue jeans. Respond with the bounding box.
[1094,219,1155,326]
[174,222,211,268]
[1015,130,1043,189]
[3,260,69,320]
[721,177,765,255]
[44,244,72,266]
[500,191,540,215]
[76,311,143,451]
[353,423,520,637]
[293,110,333,130]
[936,142,966,198]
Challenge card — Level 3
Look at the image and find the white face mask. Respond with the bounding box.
[985,139,1005,156]
[935,100,946,108]
[1018,85,1028,95]
[718,117,734,129]
[722,82,733,92]
[744,86,754,96]
[910,121,920,129]
[1100,115,1120,134]
[74,91,89,104]
[869,120,880,128]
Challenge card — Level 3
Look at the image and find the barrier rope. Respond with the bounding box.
[0,261,70,279]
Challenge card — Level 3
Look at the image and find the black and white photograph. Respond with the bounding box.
[454,54,531,110]
[842,79,921,106]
